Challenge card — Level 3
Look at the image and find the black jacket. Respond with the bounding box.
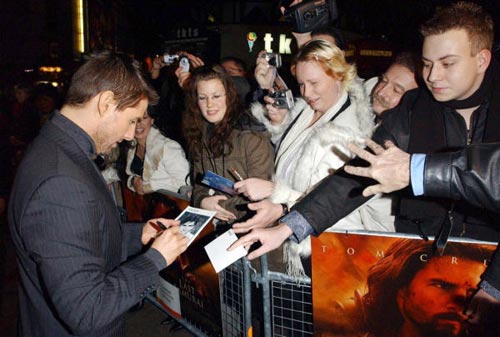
[8,113,164,336]
[424,143,500,293]
[292,60,500,289]
[424,143,500,213]
[295,87,500,240]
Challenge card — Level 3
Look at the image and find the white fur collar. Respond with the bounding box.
[250,98,308,144]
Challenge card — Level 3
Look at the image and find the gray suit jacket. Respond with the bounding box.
[8,112,166,337]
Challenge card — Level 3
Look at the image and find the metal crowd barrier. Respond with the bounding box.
[149,254,314,337]
[251,255,313,337]
[138,190,315,337]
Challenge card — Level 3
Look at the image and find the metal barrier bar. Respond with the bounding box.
[252,254,272,337]
[269,278,313,336]
[250,255,313,337]
[242,258,253,337]
[150,190,317,336]
[220,258,250,337]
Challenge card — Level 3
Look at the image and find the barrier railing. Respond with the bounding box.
[135,190,315,337]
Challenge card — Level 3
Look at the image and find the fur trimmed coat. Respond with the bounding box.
[252,78,375,206]
[252,78,394,276]
[126,127,190,194]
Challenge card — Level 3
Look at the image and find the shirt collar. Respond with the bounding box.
[51,111,97,159]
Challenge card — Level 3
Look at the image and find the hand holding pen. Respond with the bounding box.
[142,218,189,267]
[233,177,275,201]
[229,167,244,182]
[142,218,180,244]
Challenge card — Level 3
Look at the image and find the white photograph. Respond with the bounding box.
[175,206,216,246]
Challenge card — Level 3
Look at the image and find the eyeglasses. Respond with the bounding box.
[197,93,226,103]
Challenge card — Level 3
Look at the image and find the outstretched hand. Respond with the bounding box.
[200,195,237,222]
[231,200,283,234]
[229,223,293,260]
[344,139,410,197]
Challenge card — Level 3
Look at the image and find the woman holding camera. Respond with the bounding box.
[234,40,389,276]
[183,66,274,223]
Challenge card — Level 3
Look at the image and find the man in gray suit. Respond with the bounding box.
[8,51,189,337]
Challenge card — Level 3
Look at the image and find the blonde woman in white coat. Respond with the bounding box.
[126,109,190,195]
[234,40,393,276]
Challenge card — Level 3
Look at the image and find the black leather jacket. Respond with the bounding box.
[424,143,500,213]
[424,143,500,292]
[295,88,500,241]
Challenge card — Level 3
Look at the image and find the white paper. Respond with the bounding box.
[175,206,216,246]
[157,278,181,317]
[204,229,248,273]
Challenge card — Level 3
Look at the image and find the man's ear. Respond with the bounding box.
[476,49,492,73]
[97,90,116,117]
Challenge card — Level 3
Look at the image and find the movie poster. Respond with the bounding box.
[158,219,222,337]
[149,194,222,337]
[311,232,500,337]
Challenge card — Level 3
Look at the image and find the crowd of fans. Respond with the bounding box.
[3,1,500,336]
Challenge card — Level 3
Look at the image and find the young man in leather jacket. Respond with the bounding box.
[231,1,500,321]
[343,139,500,327]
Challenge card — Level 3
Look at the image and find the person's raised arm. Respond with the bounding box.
[344,139,410,196]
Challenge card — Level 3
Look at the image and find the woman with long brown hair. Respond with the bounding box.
[184,66,274,222]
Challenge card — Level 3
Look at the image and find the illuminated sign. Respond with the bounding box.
[359,49,393,57]
[39,66,63,73]
[73,0,85,54]
[263,33,293,55]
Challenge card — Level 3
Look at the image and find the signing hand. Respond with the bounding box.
[142,218,180,245]
[344,139,410,197]
[229,223,293,260]
[151,224,189,267]
[232,200,283,234]
[234,178,275,201]
[201,195,237,222]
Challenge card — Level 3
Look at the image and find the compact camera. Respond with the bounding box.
[268,89,295,110]
[263,53,282,68]
[283,0,338,33]
[162,53,190,72]
[163,53,179,64]
[261,51,294,110]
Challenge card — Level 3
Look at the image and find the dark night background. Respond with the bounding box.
[0,0,499,92]
[0,1,499,336]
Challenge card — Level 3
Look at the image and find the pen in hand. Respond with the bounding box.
[156,221,167,231]
[152,221,168,238]
[230,167,244,181]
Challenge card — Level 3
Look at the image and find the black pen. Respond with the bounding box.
[153,221,169,237]
[156,221,167,231]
